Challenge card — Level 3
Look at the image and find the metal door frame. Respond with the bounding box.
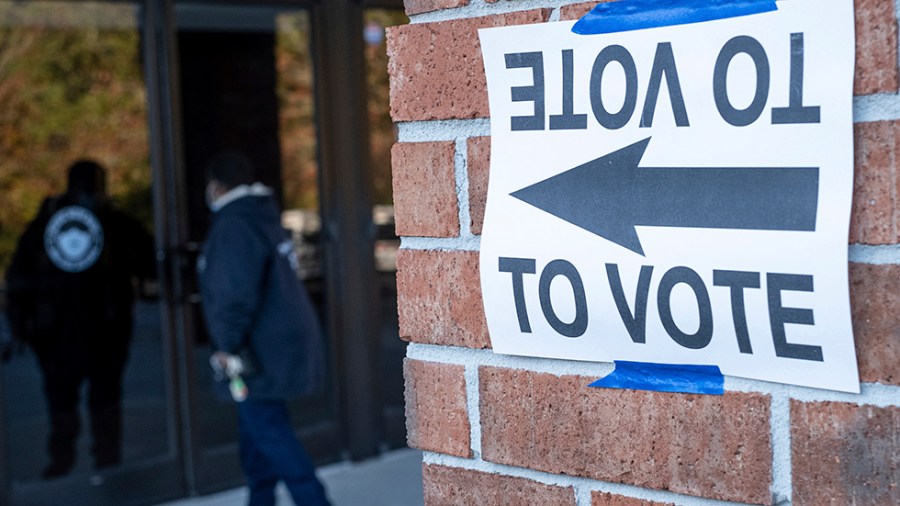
[144,0,196,496]
[311,0,384,461]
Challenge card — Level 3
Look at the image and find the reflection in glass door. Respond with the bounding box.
[0,2,182,504]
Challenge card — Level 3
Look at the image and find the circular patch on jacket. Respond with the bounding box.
[44,206,104,272]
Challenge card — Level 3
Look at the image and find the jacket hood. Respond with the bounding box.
[214,190,281,224]
[211,182,272,211]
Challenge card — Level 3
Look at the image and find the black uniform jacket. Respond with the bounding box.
[198,192,325,400]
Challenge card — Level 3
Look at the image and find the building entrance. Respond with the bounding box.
[174,4,340,494]
[0,2,183,504]
[0,1,406,504]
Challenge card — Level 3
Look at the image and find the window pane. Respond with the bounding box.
[0,0,171,484]
[365,7,408,447]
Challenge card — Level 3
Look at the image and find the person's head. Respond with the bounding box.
[66,160,107,197]
[205,150,255,205]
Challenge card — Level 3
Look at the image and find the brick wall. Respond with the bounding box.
[388,2,900,505]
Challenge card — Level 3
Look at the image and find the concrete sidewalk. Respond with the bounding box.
[158,448,424,506]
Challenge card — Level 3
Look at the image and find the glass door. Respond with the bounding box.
[172,3,342,493]
[0,1,184,504]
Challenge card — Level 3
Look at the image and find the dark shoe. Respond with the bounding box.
[93,456,120,471]
[42,460,73,480]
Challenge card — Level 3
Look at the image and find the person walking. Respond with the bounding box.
[197,150,329,506]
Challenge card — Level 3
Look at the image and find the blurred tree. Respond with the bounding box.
[0,3,151,274]
[0,3,409,275]
[274,8,407,213]
[276,12,318,212]
[364,9,408,207]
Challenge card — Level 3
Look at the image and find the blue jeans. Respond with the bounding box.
[237,399,330,506]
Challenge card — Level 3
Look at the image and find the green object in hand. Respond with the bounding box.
[229,375,248,402]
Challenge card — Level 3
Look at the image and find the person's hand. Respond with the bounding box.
[211,351,245,377]
[211,351,230,371]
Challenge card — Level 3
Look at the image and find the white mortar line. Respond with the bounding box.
[397,239,900,260]
[575,485,593,506]
[400,236,481,251]
[422,452,760,506]
[408,344,900,407]
[548,7,562,23]
[769,393,793,506]
[397,240,900,264]
[853,94,900,122]
[455,138,477,240]
[407,0,587,24]
[397,119,490,142]
[848,244,900,264]
[464,364,483,459]
[407,343,615,378]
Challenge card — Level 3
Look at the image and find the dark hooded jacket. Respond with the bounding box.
[197,191,325,400]
[5,193,154,363]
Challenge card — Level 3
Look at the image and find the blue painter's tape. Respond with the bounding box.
[572,0,778,35]
[588,361,724,395]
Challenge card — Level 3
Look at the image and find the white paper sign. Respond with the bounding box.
[479,0,859,392]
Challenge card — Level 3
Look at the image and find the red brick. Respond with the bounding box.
[479,367,773,504]
[405,360,472,458]
[850,121,899,244]
[854,0,899,95]
[393,142,460,237]
[560,1,616,21]
[592,492,674,506]
[423,464,575,505]
[849,263,900,385]
[405,0,469,16]
[791,401,900,506]
[387,10,552,121]
[466,136,490,235]
[396,249,491,348]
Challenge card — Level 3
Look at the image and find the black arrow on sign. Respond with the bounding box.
[510,137,819,256]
